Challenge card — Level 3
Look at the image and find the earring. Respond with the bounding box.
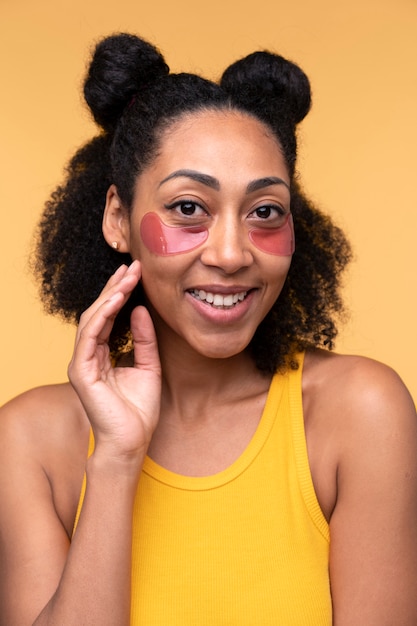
[111,241,119,250]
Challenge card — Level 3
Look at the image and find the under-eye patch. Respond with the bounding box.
[140,212,295,257]
[249,213,295,256]
[140,212,208,255]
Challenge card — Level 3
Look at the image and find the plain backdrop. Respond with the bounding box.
[0,0,416,405]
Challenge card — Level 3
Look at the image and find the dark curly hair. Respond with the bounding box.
[32,32,352,373]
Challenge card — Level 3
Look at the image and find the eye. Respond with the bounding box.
[165,200,207,218]
[248,204,287,223]
[253,206,276,219]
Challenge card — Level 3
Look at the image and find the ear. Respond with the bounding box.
[102,184,131,253]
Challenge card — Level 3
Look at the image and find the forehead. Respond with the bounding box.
[149,109,288,178]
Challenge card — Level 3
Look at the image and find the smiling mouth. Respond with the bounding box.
[188,289,249,309]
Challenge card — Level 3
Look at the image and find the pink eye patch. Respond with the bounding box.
[140,212,208,255]
[140,212,295,257]
[249,213,295,256]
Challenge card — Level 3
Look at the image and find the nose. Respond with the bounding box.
[199,216,254,274]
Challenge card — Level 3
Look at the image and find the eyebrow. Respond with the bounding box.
[158,169,290,193]
[246,176,290,193]
[159,169,220,190]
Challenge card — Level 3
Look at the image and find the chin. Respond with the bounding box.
[191,338,252,361]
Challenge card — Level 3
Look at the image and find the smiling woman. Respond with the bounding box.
[0,32,416,626]
[102,110,294,362]
[31,51,350,374]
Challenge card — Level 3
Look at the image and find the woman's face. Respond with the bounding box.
[122,110,292,360]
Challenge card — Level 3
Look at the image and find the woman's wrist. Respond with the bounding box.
[86,446,147,485]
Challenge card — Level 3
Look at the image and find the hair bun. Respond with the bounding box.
[84,33,169,132]
[220,51,311,125]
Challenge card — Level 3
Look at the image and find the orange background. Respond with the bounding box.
[0,0,415,405]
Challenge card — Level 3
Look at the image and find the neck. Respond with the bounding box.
[145,304,273,425]
[161,344,265,415]
[148,341,272,475]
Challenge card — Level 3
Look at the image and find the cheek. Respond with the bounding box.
[140,212,208,255]
[249,214,295,256]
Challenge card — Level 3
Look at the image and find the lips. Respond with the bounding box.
[188,288,249,309]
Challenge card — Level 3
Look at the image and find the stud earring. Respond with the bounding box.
[111,241,119,250]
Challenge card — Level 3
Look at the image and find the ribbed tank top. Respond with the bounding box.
[75,353,332,624]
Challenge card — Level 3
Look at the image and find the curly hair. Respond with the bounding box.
[32,32,352,373]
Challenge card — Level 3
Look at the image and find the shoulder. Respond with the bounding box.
[0,384,90,622]
[1,380,82,409]
[1,381,82,415]
[303,348,415,424]
[0,381,90,476]
[302,352,417,623]
[301,349,416,520]
[0,382,90,534]
[0,382,88,451]
[303,348,416,461]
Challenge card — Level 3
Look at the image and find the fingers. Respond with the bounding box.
[75,261,141,339]
[130,306,161,375]
[81,261,141,323]
[69,262,142,380]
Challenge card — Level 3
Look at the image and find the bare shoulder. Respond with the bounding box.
[0,386,90,623]
[0,382,90,533]
[0,383,89,466]
[1,380,84,416]
[303,350,417,624]
[303,348,415,429]
[302,349,416,520]
[303,347,417,482]
[305,347,417,490]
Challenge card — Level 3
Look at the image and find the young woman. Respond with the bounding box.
[0,33,416,625]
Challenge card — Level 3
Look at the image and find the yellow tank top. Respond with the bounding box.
[75,353,332,624]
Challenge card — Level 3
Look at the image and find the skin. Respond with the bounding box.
[0,110,416,625]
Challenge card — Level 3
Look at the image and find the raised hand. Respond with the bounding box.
[68,261,161,463]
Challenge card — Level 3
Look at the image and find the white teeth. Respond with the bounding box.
[190,289,248,308]
[223,295,234,306]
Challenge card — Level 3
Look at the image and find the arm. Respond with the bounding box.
[328,359,417,625]
[0,398,139,626]
[0,261,161,625]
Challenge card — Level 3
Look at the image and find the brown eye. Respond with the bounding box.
[252,205,285,219]
[255,206,273,219]
[179,202,198,216]
[165,199,207,217]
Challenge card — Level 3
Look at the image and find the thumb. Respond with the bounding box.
[130,306,161,373]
